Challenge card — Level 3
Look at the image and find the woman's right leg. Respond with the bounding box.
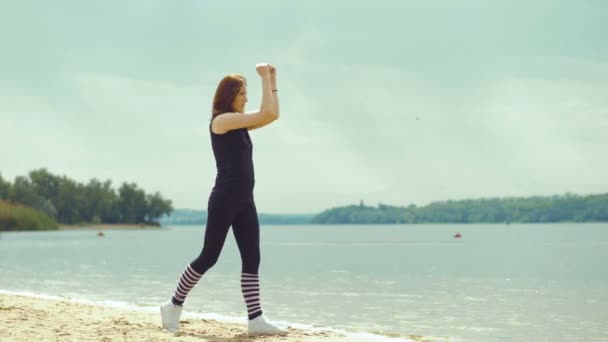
[161,189,236,332]
[170,189,235,306]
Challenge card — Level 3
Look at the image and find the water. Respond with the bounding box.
[1,224,607,341]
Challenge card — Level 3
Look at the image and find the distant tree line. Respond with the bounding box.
[159,209,314,225]
[312,194,608,224]
[0,169,173,225]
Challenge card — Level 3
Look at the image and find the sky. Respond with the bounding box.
[1,1,607,214]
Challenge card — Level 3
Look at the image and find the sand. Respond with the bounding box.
[0,293,417,342]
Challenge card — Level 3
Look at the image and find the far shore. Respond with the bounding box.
[59,223,162,231]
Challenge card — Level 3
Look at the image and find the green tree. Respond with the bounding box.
[83,178,118,223]
[0,172,11,200]
[53,176,83,224]
[118,183,148,224]
[1,169,174,225]
[10,176,46,212]
[29,168,61,201]
[146,192,173,223]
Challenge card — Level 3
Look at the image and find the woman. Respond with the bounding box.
[161,63,286,336]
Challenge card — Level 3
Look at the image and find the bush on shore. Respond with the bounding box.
[0,200,58,231]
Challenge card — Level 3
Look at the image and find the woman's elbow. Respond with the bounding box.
[262,110,279,120]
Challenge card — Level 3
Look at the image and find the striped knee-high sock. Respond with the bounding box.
[241,272,263,320]
[171,264,203,306]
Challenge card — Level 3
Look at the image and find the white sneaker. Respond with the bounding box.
[248,315,288,336]
[160,302,183,333]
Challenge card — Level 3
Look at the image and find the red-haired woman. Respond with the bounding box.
[161,63,287,336]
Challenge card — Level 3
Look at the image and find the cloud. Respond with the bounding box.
[1,1,607,213]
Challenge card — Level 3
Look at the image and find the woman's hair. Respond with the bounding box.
[212,74,246,117]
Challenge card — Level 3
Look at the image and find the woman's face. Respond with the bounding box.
[233,83,248,113]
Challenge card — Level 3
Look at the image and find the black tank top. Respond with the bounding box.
[209,116,255,185]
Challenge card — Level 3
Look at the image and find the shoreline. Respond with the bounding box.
[58,223,162,231]
[0,292,418,341]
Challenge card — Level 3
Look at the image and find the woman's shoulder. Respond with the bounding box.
[212,112,252,135]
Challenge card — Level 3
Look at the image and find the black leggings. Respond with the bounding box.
[190,182,260,275]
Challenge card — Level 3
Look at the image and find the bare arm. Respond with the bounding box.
[248,65,280,131]
[212,64,278,134]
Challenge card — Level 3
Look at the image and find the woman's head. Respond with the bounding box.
[212,74,247,116]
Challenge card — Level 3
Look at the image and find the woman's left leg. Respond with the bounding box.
[231,200,262,319]
[232,200,288,335]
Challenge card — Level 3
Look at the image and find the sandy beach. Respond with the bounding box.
[0,293,418,342]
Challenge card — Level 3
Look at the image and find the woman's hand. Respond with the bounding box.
[256,63,271,78]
